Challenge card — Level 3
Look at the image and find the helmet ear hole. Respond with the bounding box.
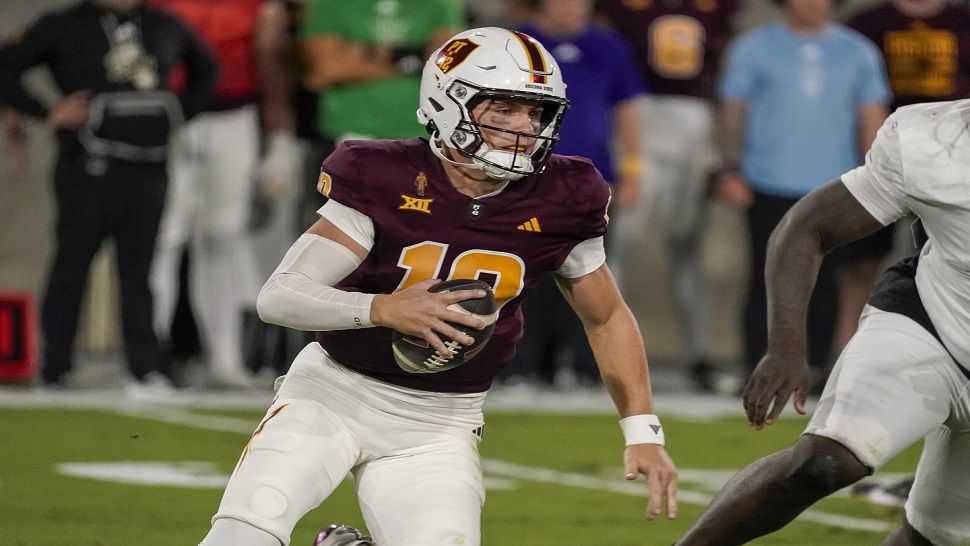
[424,120,438,136]
[428,98,446,113]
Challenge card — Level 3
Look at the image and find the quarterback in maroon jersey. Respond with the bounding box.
[200,27,677,546]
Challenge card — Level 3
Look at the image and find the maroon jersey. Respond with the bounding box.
[847,3,970,110]
[315,138,610,393]
[598,0,741,99]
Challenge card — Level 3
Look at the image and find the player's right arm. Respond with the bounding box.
[746,115,909,429]
[256,145,485,355]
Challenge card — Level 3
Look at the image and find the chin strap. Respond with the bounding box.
[428,138,530,182]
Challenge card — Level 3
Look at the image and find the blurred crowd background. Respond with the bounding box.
[1,0,969,397]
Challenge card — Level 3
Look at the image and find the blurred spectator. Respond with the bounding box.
[147,0,297,388]
[246,0,312,381]
[714,0,890,389]
[299,0,463,144]
[0,0,216,396]
[505,0,646,389]
[598,0,743,392]
[848,0,970,111]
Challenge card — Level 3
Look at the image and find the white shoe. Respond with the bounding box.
[124,371,182,402]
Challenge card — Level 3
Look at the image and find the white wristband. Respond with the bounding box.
[619,414,665,446]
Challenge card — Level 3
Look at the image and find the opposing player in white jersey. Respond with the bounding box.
[676,99,970,546]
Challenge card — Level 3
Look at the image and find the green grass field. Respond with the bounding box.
[0,404,919,545]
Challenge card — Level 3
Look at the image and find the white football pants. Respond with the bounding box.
[151,104,261,384]
[608,95,715,362]
[203,343,486,546]
[806,306,970,545]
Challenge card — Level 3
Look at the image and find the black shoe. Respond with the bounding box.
[688,360,717,393]
[851,477,912,509]
[313,524,375,546]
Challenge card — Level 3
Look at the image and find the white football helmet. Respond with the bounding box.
[417,27,569,181]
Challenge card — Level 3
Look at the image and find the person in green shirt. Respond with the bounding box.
[300,0,464,141]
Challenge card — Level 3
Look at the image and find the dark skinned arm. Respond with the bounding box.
[743,179,885,429]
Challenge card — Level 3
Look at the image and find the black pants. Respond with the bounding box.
[744,191,840,376]
[41,148,168,383]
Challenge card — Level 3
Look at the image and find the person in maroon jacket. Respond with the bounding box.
[848,0,970,112]
[199,27,678,546]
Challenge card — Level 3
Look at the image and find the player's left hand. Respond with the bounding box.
[742,352,813,429]
[624,443,678,520]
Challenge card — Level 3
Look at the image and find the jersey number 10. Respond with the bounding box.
[395,241,525,309]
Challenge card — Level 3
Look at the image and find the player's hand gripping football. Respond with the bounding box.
[742,352,814,429]
[624,443,678,520]
[371,279,487,357]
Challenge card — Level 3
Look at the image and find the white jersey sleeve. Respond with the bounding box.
[840,114,909,226]
[556,237,606,278]
[317,200,376,251]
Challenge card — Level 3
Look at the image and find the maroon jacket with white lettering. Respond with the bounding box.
[315,138,610,393]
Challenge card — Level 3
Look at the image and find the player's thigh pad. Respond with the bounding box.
[212,397,360,545]
[354,433,484,546]
[805,306,969,470]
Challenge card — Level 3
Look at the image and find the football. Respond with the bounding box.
[392,279,498,374]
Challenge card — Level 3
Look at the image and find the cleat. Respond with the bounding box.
[313,524,376,546]
[851,477,912,510]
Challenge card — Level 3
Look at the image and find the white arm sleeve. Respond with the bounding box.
[316,200,376,250]
[841,115,909,226]
[256,234,376,331]
[556,237,607,278]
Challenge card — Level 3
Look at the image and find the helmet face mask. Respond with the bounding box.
[452,87,568,180]
[417,28,569,181]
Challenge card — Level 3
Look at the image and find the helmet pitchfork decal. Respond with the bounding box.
[435,38,479,74]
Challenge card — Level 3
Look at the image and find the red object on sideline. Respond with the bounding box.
[0,292,37,381]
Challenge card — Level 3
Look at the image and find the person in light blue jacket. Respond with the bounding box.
[711,0,891,390]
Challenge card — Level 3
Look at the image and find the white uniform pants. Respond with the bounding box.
[609,95,715,361]
[150,105,261,383]
[207,343,486,546]
[806,306,970,545]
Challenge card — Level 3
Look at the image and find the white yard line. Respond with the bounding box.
[483,460,894,533]
[0,386,769,418]
[112,405,894,535]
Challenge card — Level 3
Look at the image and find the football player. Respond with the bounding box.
[676,99,970,545]
[199,27,677,546]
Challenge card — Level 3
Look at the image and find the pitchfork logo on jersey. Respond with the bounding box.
[414,171,428,196]
[435,38,479,74]
[399,195,433,214]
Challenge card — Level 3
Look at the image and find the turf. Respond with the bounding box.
[0,407,919,545]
